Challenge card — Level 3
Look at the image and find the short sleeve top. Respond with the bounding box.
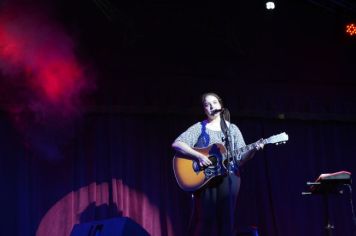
[175,120,246,151]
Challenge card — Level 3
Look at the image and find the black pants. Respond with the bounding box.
[189,174,241,236]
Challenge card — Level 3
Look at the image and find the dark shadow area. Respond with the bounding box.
[79,203,123,223]
[71,215,149,236]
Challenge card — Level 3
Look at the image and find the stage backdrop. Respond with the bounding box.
[1,101,356,236]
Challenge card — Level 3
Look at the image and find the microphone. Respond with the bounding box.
[211,108,224,115]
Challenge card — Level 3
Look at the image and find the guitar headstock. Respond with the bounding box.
[265,132,289,145]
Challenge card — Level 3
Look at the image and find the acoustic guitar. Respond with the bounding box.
[172,132,289,192]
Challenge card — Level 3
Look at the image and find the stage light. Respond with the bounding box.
[266,1,275,10]
[345,23,356,36]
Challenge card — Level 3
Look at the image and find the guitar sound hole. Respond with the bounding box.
[209,156,218,165]
[192,155,218,171]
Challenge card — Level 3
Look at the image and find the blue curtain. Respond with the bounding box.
[1,109,355,236]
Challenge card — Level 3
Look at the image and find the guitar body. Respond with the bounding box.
[172,143,229,192]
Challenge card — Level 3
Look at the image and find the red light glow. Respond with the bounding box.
[0,5,92,118]
[0,3,95,160]
[36,180,174,236]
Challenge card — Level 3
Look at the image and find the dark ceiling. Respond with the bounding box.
[53,0,356,82]
[1,0,356,116]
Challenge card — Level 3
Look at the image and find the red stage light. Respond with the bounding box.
[0,6,92,118]
[345,23,356,36]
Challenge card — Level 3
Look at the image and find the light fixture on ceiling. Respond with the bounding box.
[266,1,276,10]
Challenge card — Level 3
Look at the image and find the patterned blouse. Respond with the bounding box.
[175,120,247,174]
[175,120,246,151]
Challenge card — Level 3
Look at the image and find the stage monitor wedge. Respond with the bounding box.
[70,217,150,236]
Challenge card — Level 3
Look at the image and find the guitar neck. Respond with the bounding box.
[229,132,288,161]
[233,139,266,156]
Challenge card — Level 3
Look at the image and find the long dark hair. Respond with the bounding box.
[201,92,230,122]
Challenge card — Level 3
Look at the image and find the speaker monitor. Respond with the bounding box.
[70,217,150,236]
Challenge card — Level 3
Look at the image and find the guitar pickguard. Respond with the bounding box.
[202,144,227,180]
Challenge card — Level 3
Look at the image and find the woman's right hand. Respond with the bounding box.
[197,155,212,167]
[172,141,212,167]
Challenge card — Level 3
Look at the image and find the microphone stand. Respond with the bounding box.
[220,109,235,234]
[219,110,233,175]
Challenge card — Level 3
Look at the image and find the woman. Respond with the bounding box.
[172,92,263,236]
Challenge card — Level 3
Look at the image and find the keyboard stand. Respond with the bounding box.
[302,171,352,236]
